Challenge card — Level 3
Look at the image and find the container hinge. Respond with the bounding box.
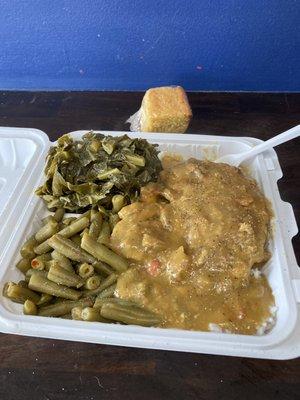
[292,279,300,303]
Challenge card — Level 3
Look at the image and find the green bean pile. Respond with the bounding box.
[3,205,160,327]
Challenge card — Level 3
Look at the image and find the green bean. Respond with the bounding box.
[20,235,37,259]
[35,217,59,243]
[23,299,37,315]
[16,258,31,274]
[93,297,113,309]
[34,239,52,255]
[84,276,101,290]
[36,217,89,256]
[47,262,84,288]
[2,282,9,297]
[4,282,40,304]
[62,211,90,225]
[54,207,65,222]
[18,280,29,288]
[97,221,110,244]
[100,301,161,327]
[81,307,108,322]
[79,210,91,220]
[25,268,47,282]
[62,217,77,226]
[125,153,145,167]
[78,263,94,279]
[31,253,52,270]
[95,284,116,300]
[97,205,108,216]
[48,234,95,264]
[45,260,56,271]
[93,297,132,309]
[82,273,117,297]
[93,261,114,276]
[80,227,89,237]
[89,212,103,238]
[112,195,125,213]
[90,209,97,222]
[52,297,65,304]
[51,250,73,272]
[60,313,72,319]
[38,297,94,317]
[29,273,81,300]
[70,234,82,246]
[71,306,83,320]
[37,293,53,306]
[109,214,120,230]
[81,232,128,272]
[58,216,89,238]
[41,215,53,225]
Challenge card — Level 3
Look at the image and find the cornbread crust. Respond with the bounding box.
[140,86,192,133]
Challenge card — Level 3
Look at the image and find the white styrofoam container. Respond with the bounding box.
[0,127,299,360]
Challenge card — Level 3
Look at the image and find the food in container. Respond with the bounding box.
[0,128,298,359]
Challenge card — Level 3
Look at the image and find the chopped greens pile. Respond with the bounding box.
[35,132,162,212]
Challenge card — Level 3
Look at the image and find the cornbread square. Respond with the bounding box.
[140,86,192,133]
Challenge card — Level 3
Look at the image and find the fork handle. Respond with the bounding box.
[240,125,300,163]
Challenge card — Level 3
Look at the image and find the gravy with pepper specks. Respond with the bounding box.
[110,157,274,334]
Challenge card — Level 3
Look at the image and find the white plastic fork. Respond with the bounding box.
[216,125,300,167]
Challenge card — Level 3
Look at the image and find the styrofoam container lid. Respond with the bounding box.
[0,127,299,359]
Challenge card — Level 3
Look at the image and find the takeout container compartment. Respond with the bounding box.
[0,127,299,359]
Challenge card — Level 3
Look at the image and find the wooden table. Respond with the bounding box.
[0,92,299,400]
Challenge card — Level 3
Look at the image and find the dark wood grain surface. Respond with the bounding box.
[0,91,299,400]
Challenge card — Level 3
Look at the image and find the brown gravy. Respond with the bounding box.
[111,158,274,334]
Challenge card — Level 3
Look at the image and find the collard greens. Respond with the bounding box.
[36,132,162,212]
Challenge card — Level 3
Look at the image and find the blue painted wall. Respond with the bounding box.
[0,0,299,91]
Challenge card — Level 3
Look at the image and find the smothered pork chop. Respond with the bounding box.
[111,157,274,334]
